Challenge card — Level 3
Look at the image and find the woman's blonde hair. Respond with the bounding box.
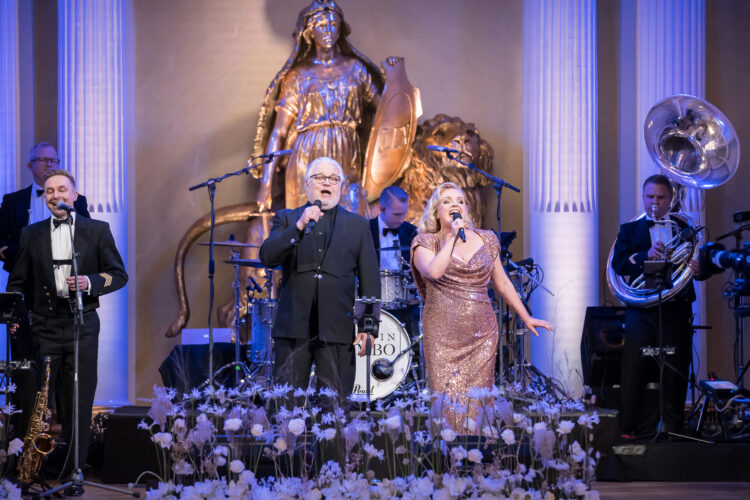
[417,182,475,234]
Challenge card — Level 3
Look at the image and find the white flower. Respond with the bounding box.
[151,432,173,449]
[8,438,23,456]
[224,417,242,432]
[362,443,384,461]
[172,459,194,476]
[229,459,245,474]
[440,428,457,442]
[573,480,588,496]
[510,488,528,500]
[533,421,547,432]
[273,437,287,453]
[501,428,516,445]
[251,423,264,437]
[411,476,434,496]
[570,440,586,462]
[137,419,149,430]
[172,418,187,434]
[557,420,575,434]
[214,445,229,457]
[288,417,305,436]
[468,448,483,463]
[443,474,467,496]
[5,383,15,394]
[584,490,601,500]
[463,417,477,433]
[450,445,467,462]
[321,427,336,441]
[383,414,402,430]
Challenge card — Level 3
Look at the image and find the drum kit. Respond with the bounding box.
[198,237,427,402]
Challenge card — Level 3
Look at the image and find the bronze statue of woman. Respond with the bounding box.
[252,0,386,215]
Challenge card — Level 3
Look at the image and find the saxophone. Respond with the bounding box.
[17,356,55,485]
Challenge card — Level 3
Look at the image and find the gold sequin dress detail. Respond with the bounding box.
[411,229,499,431]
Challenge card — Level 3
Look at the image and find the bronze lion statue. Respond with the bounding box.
[397,113,494,225]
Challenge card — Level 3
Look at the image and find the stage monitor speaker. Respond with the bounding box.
[580,306,625,409]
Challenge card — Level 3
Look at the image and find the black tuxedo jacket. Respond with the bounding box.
[611,215,695,303]
[7,215,127,317]
[259,204,380,343]
[369,217,417,266]
[0,185,89,273]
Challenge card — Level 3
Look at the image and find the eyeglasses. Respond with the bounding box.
[31,157,60,165]
[307,174,341,185]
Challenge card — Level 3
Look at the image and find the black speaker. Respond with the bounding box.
[581,306,625,409]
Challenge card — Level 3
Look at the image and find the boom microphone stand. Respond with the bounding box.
[41,214,139,498]
[189,150,291,389]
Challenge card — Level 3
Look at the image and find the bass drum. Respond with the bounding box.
[352,310,412,401]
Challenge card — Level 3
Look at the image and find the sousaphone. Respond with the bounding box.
[606,95,740,308]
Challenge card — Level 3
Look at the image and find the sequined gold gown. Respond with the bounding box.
[276,58,378,212]
[411,229,499,431]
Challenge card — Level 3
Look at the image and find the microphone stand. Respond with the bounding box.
[41,215,139,498]
[188,154,280,389]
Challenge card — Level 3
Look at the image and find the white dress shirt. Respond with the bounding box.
[377,214,401,271]
[50,212,89,298]
[647,214,673,248]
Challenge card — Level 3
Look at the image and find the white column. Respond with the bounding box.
[0,0,19,367]
[634,0,707,384]
[523,0,598,398]
[58,0,129,406]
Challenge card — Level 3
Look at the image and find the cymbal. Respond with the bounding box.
[379,245,411,252]
[199,239,259,248]
[224,259,279,269]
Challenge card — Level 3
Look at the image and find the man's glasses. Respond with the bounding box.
[307,174,341,185]
[31,157,60,165]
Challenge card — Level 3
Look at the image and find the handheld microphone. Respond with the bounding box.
[260,149,293,159]
[426,145,460,154]
[55,201,75,213]
[452,212,466,242]
[305,200,323,234]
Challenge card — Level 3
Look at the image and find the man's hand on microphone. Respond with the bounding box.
[296,203,323,231]
[67,275,89,292]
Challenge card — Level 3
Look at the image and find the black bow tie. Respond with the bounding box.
[36,189,44,197]
[52,218,70,228]
[646,220,655,228]
[383,227,399,236]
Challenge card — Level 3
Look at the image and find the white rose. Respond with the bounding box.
[151,432,173,449]
[468,448,483,463]
[450,445,467,462]
[573,481,588,496]
[557,420,575,435]
[384,414,401,430]
[288,418,305,436]
[440,428,457,442]
[229,459,245,474]
[7,438,23,456]
[533,421,547,432]
[321,428,337,441]
[224,417,242,432]
[274,437,288,452]
[216,456,227,467]
[501,428,515,445]
[251,423,264,436]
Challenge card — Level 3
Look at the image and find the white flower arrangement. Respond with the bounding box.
[136,382,600,499]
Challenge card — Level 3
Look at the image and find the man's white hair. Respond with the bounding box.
[305,157,345,181]
[28,142,56,162]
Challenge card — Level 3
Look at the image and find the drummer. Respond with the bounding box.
[369,186,420,339]
[369,185,417,271]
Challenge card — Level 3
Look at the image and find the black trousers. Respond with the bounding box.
[273,336,356,403]
[620,300,693,434]
[32,309,100,469]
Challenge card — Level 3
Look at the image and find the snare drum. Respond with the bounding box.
[352,311,412,401]
[249,299,277,364]
[380,270,407,309]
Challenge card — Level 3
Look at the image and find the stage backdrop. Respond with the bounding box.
[13,0,750,402]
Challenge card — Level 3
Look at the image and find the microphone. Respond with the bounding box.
[55,201,75,213]
[259,149,293,159]
[452,212,466,242]
[306,200,323,234]
[426,145,460,154]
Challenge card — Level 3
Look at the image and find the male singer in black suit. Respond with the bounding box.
[259,157,380,399]
[7,169,127,469]
[612,174,701,436]
[0,142,89,439]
